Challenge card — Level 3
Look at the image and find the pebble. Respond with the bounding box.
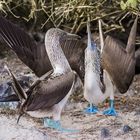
[0,75,32,109]
[101,128,110,138]
[0,82,11,97]
[123,125,133,133]
[135,111,140,115]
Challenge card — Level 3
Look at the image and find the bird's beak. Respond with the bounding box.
[87,19,95,49]
[66,33,81,40]
[98,19,104,53]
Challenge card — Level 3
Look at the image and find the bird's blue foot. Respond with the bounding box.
[43,118,79,133]
[84,104,98,114]
[103,100,117,116]
[103,107,117,116]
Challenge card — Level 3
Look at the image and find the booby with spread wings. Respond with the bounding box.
[84,16,137,116]
[0,17,82,132]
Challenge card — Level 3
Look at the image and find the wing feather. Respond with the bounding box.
[26,72,75,111]
[0,16,52,77]
[61,39,86,81]
[102,36,135,93]
[0,17,85,81]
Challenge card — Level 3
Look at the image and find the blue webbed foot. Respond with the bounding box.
[84,104,98,114]
[103,100,117,116]
[43,118,79,133]
[103,107,117,116]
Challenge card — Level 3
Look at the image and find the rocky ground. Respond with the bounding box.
[0,52,140,140]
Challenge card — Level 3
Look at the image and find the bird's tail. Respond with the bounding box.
[4,65,27,102]
[2,65,28,123]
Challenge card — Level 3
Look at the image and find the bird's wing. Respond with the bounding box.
[60,38,86,81]
[26,71,76,111]
[126,16,138,54]
[0,16,52,77]
[0,17,86,80]
[101,36,135,93]
[101,16,137,93]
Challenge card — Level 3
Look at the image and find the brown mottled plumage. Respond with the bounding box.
[0,16,86,80]
[2,28,79,125]
[101,16,138,93]
[5,64,75,113]
[25,72,75,111]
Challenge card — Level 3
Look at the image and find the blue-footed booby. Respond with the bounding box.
[3,28,81,132]
[0,18,82,132]
[84,16,137,116]
[84,19,114,115]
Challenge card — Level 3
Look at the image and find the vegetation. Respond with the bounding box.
[0,0,139,39]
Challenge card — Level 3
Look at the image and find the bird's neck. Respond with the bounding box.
[85,48,101,78]
[45,39,71,74]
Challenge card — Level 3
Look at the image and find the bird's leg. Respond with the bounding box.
[44,118,79,133]
[43,114,79,133]
[84,103,98,114]
[43,117,61,130]
[103,91,117,116]
[44,95,79,133]
[103,99,117,116]
[43,107,62,131]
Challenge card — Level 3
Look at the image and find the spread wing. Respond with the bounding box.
[0,16,52,77]
[60,39,86,81]
[101,17,137,93]
[101,36,135,93]
[0,17,85,80]
[26,72,75,111]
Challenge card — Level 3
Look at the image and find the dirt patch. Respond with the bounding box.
[0,53,140,140]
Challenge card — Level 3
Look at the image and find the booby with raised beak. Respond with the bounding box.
[84,16,137,116]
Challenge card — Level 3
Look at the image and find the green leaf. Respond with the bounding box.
[120,0,127,10]
[126,0,137,9]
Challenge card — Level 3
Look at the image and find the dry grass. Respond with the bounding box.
[0,0,139,33]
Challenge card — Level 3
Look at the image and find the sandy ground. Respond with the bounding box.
[0,52,140,140]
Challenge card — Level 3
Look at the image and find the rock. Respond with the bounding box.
[0,75,33,109]
[17,75,32,88]
[0,82,18,109]
[135,111,140,115]
[0,65,8,74]
[123,125,133,133]
[101,128,110,138]
[0,82,12,97]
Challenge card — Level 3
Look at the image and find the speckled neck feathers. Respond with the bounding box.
[85,46,101,79]
[45,28,71,74]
